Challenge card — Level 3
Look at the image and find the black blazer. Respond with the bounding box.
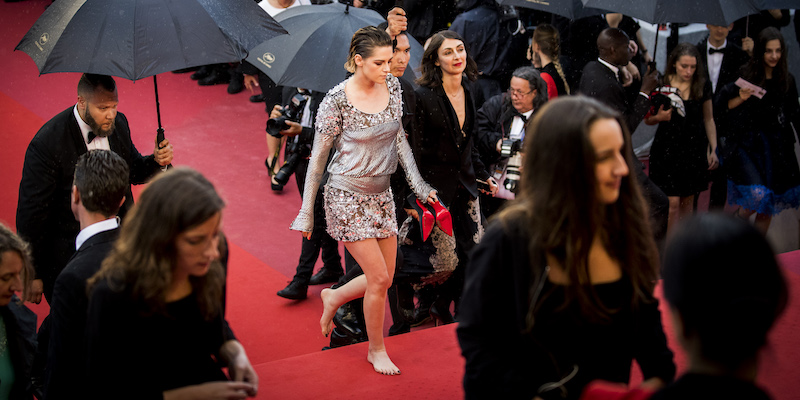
[578,60,651,134]
[412,81,490,205]
[16,108,160,299]
[475,92,518,167]
[696,38,749,97]
[45,227,119,400]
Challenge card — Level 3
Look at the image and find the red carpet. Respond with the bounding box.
[1,1,800,399]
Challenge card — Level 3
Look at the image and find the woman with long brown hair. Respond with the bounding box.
[717,27,800,232]
[530,23,570,98]
[458,96,675,399]
[85,168,258,399]
[645,43,718,234]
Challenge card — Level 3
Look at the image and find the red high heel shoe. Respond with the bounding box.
[407,194,435,241]
[427,200,453,237]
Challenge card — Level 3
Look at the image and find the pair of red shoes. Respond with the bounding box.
[407,194,453,242]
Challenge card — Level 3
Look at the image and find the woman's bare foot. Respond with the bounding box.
[319,288,337,337]
[367,349,400,375]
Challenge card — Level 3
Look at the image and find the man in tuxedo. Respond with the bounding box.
[16,73,173,304]
[45,150,128,400]
[697,24,750,210]
[579,28,669,253]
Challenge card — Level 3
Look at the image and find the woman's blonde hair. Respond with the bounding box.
[0,222,33,302]
[533,24,570,94]
[344,26,393,73]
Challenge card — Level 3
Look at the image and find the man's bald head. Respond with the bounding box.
[597,28,631,66]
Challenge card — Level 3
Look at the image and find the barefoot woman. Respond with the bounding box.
[291,26,437,375]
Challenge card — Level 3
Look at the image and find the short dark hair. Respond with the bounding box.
[417,30,478,88]
[344,26,393,73]
[74,150,129,218]
[511,66,548,109]
[77,74,117,98]
[663,214,788,367]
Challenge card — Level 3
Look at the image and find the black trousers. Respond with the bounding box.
[291,160,342,284]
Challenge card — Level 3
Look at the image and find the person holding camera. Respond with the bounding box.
[269,88,345,300]
[475,66,548,217]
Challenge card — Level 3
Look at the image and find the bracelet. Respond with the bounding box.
[639,91,650,99]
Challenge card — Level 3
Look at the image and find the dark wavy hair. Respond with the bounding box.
[742,27,789,93]
[416,30,478,88]
[511,66,548,109]
[663,214,788,368]
[88,168,226,320]
[499,96,658,322]
[664,42,706,100]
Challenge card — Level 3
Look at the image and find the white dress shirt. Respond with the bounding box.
[706,39,726,92]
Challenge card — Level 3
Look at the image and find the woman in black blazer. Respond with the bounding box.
[409,30,497,323]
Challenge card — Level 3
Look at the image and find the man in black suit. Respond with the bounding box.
[44,150,129,400]
[16,73,173,304]
[579,28,669,253]
[697,24,750,210]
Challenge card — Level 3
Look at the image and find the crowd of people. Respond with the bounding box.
[2,0,799,398]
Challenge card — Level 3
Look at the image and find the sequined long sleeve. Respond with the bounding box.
[396,126,434,201]
[290,94,340,232]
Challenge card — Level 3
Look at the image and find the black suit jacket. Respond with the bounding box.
[45,227,119,400]
[16,107,160,299]
[475,93,518,168]
[579,60,651,133]
[412,81,491,205]
[696,38,749,97]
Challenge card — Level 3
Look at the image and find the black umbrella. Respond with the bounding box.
[580,0,761,26]
[498,0,606,20]
[16,0,287,145]
[246,2,423,94]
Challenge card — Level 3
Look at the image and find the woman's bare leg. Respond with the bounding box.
[754,213,772,233]
[678,195,694,220]
[319,236,399,374]
[666,196,680,234]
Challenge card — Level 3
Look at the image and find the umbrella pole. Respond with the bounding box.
[154,75,164,143]
[153,75,170,170]
[652,25,660,69]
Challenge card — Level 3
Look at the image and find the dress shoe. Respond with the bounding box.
[190,65,211,80]
[430,302,455,326]
[198,68,230,86]
[309,268,344,285]
[333,302,366,339]
[276,280,307,300]
[227,71,244,94]
[250,94,266,103]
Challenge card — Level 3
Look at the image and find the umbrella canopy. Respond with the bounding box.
[247,2,424,94]
[498,0,605,20]
[16,0,287,81]
[580,0,761,26]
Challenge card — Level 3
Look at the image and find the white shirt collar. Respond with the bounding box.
[73,104,93,143]
[597,58,620,78]
[75,218,119,250]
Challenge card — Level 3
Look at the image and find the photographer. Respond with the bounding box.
[475,66,548,217]
[271,87,344,300]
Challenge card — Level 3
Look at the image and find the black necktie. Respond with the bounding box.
[87,131,96,144]
[708,47,726,55]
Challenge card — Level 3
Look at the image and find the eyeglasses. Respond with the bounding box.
[507,88,534,97]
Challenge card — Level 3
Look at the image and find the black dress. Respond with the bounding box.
[539,62,569,98]
[717,74,800,215]
[86,280,234,400]
[649,83,712,197]
[457,220,675,400]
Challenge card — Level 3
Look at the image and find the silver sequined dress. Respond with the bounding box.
[290,74,434,241]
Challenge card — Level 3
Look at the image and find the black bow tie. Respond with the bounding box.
[87,131,96,144]
[708,47,727,55]
[513,111,528,123]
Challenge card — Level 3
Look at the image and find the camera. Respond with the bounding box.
[266,92,309,138]
[274,136,311,186]
[500,138,523,193]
